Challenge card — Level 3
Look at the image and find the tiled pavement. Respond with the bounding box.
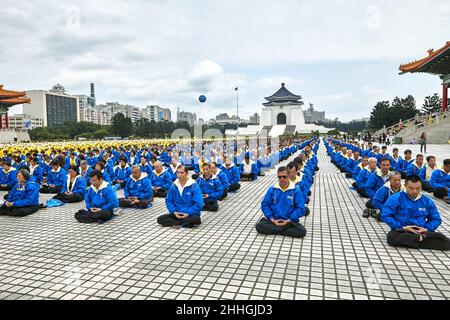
[0,142,449,300]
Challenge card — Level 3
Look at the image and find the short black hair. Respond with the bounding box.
[89,170,103,180]
[404,150,412,155]
[176,165,188,173]
[95,161,105,170]
[287,162,298,171]
[416,154,424,159]
[119,156,127,163]
[277,166,289,174]
[202,162,210,168]
[444,159,450,166]
[380,158,391,164]
[405,175,422,185]
[69,165,79,174]
[393,148,399,152]
[51,159,60,166]
[426,156,436,162]
[3,160,12,166]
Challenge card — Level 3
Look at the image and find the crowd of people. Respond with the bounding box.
[325,138,450,251]
[0,137,317,232]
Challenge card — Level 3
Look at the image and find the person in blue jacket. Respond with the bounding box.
[119,165,153,209]
[219,156,241,192]
[93,161,111,185]
[419,155,439,192]
[74,170,119,224]
[0,169,40,217]
[151,161,173,198]
[139,156,153,176]
[239,155,259,181]
[210,162,229,200]
[351,156,369,189]
[355,158,378,198]
[64,152,79,171]
[40,159,67,194]
[255,166,307,238]
[364,158,391,199]
[363,171,403,219]
[398,150,413,179]
[430,159,450,199]
[287,162,311,210]
[113,157,132,189]
[381,175,450,251]
[389,148,403,172]
[197,163,223,212]
[53,165,87,203]
[29,157,43,184]
[0,160,18,191]
[406,154,424,177]
[79,160,92,185]
[157,165,204,228]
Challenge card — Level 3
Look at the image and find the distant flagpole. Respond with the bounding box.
[235,86,239,144]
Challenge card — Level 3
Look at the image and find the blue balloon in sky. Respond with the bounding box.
[199,95,207,103]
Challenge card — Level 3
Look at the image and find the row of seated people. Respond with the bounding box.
[324,138,450,251]
[0,139,312,221]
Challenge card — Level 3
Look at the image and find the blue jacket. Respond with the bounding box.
[61,175,87,197]
[30,165,44,184]
[352,163,365,181]
[86,156,98,167]
[389,156,403,171]
[165,178,204,216]
[355,168,376,189]
[261,182,305,223]
[197,175,224,201]
[239,162,259,180]
[85,181,119,211]
[64,157,80,171]
[419,165,438,182]
[151,170,173,190]
[430,169,450,189]
[214,170,229,190]
[381,192,441,231]
[220,164,240,185]
[139,163,153,175]
[372,182,403,210]
[0,168,18,187]
[124,172,153,200]
[80,167,92,184]
[406,161,424,177]
[5,180,40,207]
[365,170,390,199]
[114,165,132,183]
[398,158,414,173]
[47,168,67,188]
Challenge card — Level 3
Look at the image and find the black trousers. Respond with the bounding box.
[75,209,113,224]
[255,218,306,238]
[387,229,450,251]
[154,188,168,198]
[421,181,434,193]
[0,185,13,191]
[157,213,201,228]
[240,173,253,181]
[118,198,150,209]
[219,190,228,201]
[203,200,219,212]
[352,182,357,189]
[0,205,39,217]
[433,188,448,199]
[53,193,84,203]
[228,183,241,192]
[365,199,375,209]
[357,188,370,198]
[40,185,62,194]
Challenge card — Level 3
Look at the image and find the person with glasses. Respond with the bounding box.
[157,165,204,228]
[255,166,307,238]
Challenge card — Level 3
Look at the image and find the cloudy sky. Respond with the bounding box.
[1,0,449,121]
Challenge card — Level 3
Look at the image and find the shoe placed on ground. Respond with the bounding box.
[38,203,47,209]
[362,209,370,218]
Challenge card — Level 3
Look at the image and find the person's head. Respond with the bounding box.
[373,146,380,153]
[416,154,424,166]
[381,146,387,153]
[389,172,402,191]
[30,157,38,166]
[225,156,233,166]
[361,156,369,167]
[68,165,79,178]
[89,170,103,188]
[393,148,399,156]
[131,165,142,180]
[140,156,147,164]
[277,166,290,188]
[51,159,60,171]
[176,165,189,181]
[210,162,218,175]
[17,169,31,184]
[154,161,163,173]
[95,161,105,172]
[202,163,211,177]
[119,157,127,167]
[404,175,422,199]
[287,162,298,181]
[353,151,360,159]
[368,157,378,170]
[80,160,87,169]
[404,150,412,160]
[171,155,178,165]
[2,160,12,171]
[426,156,436,167]
[380,158,391,174]
[443,159,450,173]
[346,150,352,157]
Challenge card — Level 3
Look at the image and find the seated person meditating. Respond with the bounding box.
[220,156,241,192]
[119,165,153,209]
[381,175,450,251]
[40,159,67,194]
[197,163,224,212]
[239,155,259,181]
[151,161,172,198]
[53,165,87,203]
[112,157,132,189]
[430,159,450,199]
[255,166,307,238]
[74,170,119,224]
[157,165,203,228]
[210,162,229,200]
[0,160,17,191]
[0,169,40,217]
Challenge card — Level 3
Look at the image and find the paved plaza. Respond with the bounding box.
[0,142,449,300]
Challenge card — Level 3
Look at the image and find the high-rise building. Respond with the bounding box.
[24,84,79,127]
[303,103,326,123]
[249,113,260,124]
[97,102,141,123]
[141,105,171,122]
[176,107,197,127]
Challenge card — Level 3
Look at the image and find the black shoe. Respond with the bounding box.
[362,209,370,218]
[370,209,379,219]
[38,203,47,209]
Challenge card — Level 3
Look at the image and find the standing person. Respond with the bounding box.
[419,132,427,154]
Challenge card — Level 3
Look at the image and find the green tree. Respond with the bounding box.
[422,93,442,114]
[369,101,391,130]
[134,118,151,138]
[111,113,133,138]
